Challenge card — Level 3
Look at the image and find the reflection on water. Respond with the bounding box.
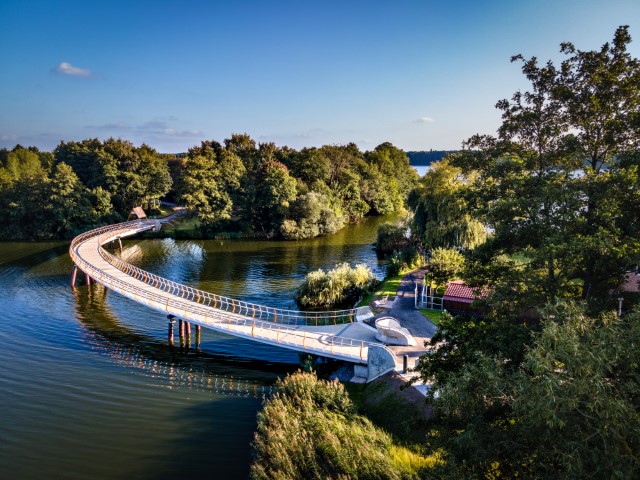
[0,213,395,479]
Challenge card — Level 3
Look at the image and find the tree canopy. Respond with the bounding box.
[0,137,417,240]
[412,26,640,479]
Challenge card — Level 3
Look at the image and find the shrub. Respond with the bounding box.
[296,263,378,309]
[376,222,409,254]
[251,371,430,480]
[386,246,425,277]
[426,247,465,288]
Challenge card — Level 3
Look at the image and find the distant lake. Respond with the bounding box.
[413,165,430,177]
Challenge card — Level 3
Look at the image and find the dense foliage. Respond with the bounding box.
[420,304,640,479]
[0,136,417,240]
[296,263,378,309]
[407,158,487,251]
[425,247,465,288]
[413,26,640,479]
[0,140,172,240]
[251,371,434,480]
[176,137,417,239]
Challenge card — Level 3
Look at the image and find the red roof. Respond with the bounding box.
[129,206,147,219]
[443,281,477,304]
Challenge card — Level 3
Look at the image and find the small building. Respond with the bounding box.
[443,280,480,315]
[128,206,147,220]
[621,267,640,293]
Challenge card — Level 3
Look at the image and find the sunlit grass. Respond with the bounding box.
[419,309,443,325]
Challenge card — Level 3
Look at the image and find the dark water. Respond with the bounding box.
[0,214,393,480]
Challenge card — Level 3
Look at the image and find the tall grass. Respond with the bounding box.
[296,263,378,309]
[251,372,435,480]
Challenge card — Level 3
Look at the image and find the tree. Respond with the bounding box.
[408,158,487,251]
[456,25,640,309]
[280,191,344,240]
[420,303,640,479]
[5,147,43,179]
[44,162,93,237]
[426,247,465,289]
[179,141,245,225]
[252,159,297,235]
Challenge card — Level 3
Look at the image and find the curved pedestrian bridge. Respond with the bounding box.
[69,220,396,379]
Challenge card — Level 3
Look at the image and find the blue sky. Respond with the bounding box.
[1,0,638,153]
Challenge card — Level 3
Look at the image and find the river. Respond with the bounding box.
[0,214,395,480]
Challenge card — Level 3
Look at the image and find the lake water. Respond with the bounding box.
[413,165,430,177]
[0,214,394,479]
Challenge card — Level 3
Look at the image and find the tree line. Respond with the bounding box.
[0,136,417,241]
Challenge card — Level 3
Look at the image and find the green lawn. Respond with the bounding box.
[419,309,442,326]
[358,274,403,307]
[357,268,419,308]
[162,215,200,231]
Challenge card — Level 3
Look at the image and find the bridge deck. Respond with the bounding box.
[70,221,393,366]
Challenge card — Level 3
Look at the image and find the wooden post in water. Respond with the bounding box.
[71,266,78,287]
[195,324,201,349]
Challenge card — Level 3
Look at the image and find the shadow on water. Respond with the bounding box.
[142,397,260,480]
[0,242,70,267]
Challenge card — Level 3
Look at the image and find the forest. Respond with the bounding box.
[0,136,418,241]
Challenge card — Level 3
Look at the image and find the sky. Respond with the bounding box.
[1,0,639,153]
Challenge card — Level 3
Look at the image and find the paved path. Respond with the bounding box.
[366,267,437,370]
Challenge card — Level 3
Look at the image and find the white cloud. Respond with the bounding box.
[414,117,435,124]
[52,62,91,77]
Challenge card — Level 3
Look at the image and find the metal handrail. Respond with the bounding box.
[68,221,380,362]
[70,221,368,327]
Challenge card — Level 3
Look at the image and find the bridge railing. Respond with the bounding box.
[73,236,374,363]
[73,220,369,327]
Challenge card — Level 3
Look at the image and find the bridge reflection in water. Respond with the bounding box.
[71,283,283,400]
[69,220,397,381]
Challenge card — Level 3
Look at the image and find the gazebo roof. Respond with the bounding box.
[129,206,147,219]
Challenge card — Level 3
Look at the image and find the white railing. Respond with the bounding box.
[69,220,393,364]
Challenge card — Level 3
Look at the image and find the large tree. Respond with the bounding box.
[457,25,640,309]
[179,141,245,224]
[408,157,487,251]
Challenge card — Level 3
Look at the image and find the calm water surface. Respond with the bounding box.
[0,214,394,480]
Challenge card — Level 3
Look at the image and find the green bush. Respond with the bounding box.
[387,246,425,277]
[251,371,432,480]
[376,222,409,254]
[296,263,378,309]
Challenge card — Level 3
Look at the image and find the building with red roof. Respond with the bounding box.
[443,280,484,315]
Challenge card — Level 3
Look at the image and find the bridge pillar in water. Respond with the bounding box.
[167,315,175,344]
[118,237,123,254]
[184,321,191,347]
[71,266,78,287]
[195,325,201,349]
[85,273,91,286]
